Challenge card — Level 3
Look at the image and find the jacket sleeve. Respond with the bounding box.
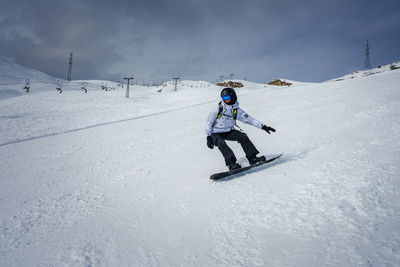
[236,108,263,129]
[205,105,220,136]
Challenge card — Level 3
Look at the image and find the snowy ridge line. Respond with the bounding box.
[0,101,214,147]
[0,82,30,86]
[0,81,59,86]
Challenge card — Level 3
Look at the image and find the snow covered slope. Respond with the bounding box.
[327,61,400,82]
[0,58,61,98]
[158,80,213,92]
[0,58,58,84]
[0,61,399,266]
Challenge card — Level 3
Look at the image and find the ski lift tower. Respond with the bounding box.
[123,76,134,98]
[172,77,180,91]
[67,52,73,81]
[364,40,372,70]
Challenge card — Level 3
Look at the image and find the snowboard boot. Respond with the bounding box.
[247,155,266,165]
[228,162,241,171]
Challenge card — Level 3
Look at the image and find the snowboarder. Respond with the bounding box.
[206,87,276,171]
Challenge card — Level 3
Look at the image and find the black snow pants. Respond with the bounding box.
[212,130,259,166]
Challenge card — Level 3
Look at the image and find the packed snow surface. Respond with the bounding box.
[0,60,400,266]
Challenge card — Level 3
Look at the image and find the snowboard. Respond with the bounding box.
[210,154,283,180]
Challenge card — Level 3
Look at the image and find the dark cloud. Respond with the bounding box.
[1,0,399,82]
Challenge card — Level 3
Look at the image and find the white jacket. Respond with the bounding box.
[205,101,264,136]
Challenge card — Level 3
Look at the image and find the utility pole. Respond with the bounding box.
[172,77,180,91]
[219,75,224,83]
[67,52,73,81]
[123,76,134,98]
[364,40,371,70]
[229,73,234,80]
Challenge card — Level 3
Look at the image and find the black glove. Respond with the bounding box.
[262,125,276,134]
[207,136,214,149]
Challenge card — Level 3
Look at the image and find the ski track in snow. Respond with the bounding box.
[1,68,400,266]
[0,101,213,148]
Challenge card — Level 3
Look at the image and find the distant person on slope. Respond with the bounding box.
[205,87,276,171]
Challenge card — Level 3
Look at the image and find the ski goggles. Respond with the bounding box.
[222,95,231,101]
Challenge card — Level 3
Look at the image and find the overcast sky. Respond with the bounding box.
[1,0,399,83]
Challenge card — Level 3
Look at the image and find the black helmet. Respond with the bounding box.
[220,87,237,105]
